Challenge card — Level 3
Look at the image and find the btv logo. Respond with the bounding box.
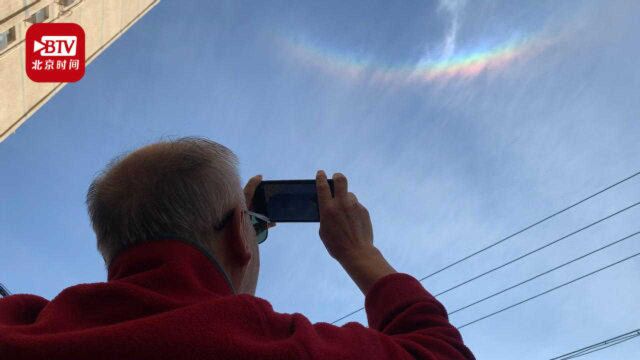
[26,23,85,82]
[33,36,77,56]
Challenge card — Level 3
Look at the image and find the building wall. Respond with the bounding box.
[0,0,159,142]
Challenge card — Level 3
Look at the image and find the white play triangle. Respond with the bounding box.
[33,40,45,53]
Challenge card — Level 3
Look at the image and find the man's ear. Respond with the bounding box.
[226,206,252,267]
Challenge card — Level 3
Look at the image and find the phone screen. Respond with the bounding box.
[253,180,335,222]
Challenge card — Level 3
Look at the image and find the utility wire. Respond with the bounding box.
[330,170,640,324]
[550,329,640,360]
[457,250,640,329]
[333,201,639,324]
[448,230,640,315]
[433,201,640,298]
[561,340,636,359]
[418,169,640,283]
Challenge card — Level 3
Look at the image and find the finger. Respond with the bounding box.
[316,170,332,211]
[344,192,358,209]
[243,175,262,208]
[333,172,348,198]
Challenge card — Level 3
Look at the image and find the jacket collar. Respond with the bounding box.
[107,239,236,295]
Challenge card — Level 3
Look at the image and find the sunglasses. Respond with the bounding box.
[244,210,270,244]
[214,209,271,244]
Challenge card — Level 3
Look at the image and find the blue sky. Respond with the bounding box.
[1,0,639,358]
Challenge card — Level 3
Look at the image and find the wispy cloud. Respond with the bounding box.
[436,0,466,60]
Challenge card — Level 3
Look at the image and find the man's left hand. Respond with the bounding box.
[243,175,276,228]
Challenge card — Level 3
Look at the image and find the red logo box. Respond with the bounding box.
[26,23,85,83]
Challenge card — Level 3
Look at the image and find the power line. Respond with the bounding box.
[433,201,640,298]
[333,201,639,324]
[550,329,640,360]
[330,170,640,324]
[418,169,640,283]
[448,230,640,315]
[561,340,636,359]
[457,250,640,329]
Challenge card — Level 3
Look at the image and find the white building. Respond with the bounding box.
[0,0,160,142]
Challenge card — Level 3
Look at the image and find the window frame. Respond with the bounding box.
[26,6,50,24]
[58,0,77,7]
[0,26,17,52]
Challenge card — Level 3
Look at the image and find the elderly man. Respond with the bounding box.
[0,137,474,359]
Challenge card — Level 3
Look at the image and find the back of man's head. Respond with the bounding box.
[86,137,242,266]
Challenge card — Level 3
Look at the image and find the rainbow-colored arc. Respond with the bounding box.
[279,34,549,83]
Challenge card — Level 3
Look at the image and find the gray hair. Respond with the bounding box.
[86,137,243,265]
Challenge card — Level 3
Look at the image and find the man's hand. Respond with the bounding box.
[316,171,374,261]
[316,170,395,295]
[243,175,276,228]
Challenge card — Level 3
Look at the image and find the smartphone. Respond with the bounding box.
[253,179,335,222]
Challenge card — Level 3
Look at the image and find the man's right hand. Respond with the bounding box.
[316,171,374,262]
[316,170,396,295]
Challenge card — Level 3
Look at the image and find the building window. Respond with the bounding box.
[0,27,17,52]
[26,6,50,24]
[58,0,77,6]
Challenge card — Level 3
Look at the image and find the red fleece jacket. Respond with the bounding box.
[0,240,474,360]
